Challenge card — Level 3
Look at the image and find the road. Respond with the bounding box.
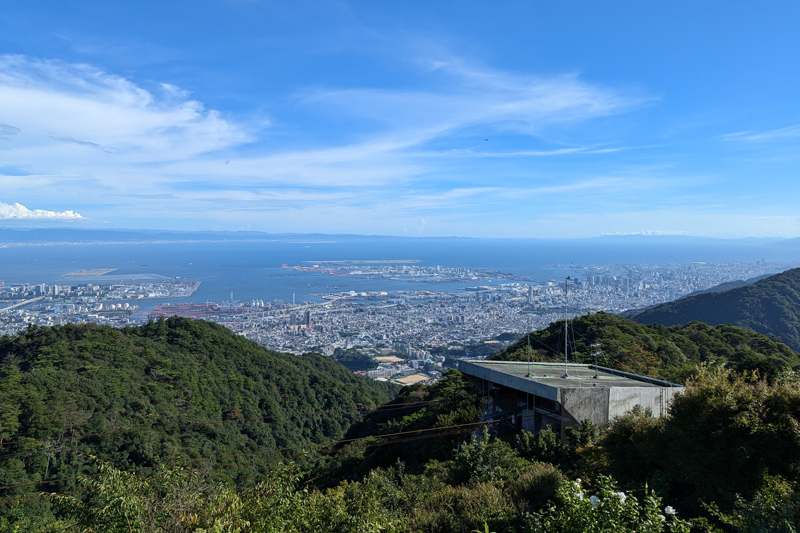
[0,296,44,314]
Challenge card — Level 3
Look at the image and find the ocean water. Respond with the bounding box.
[2,237,798,308]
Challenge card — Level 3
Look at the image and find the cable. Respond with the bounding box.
[0,400,441,449]
[0,488,91,507]
[0,419,487,492]
[1,409,550,506]
[0,425,476,506]
[0,422,484,505]
[0,399,437,462]
[0,400,444,462]
[0,401,441,464]
[516,329,568,360]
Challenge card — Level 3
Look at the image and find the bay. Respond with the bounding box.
[2,236,797,311]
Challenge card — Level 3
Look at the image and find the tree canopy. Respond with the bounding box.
[492,312,799,383]
[0,317,397,501]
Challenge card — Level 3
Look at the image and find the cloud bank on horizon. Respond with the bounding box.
[0,201,83,220]
[1,1,799,238]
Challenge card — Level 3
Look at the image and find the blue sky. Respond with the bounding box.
[0,1,799,238]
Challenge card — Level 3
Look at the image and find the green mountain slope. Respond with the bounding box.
[0,317,397,497]
[491,312,799,382]
[682,273,771,297]
[628,268,800,351]
[313,369,483,485]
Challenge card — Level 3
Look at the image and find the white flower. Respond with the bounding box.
[573,479,582,489]
[616,491,627,504]
[576,490,584,501]
[664,506,675,515]
[590,495,600,508]
[659,515,666,522]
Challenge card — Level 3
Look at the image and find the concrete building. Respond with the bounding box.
[458,360,682,441]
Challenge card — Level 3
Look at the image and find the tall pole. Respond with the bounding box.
[564,277,568,376]
[591,342,603,379]
[526,314,531,378]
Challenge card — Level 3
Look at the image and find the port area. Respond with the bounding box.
[64,268,118,277]
[281,261,527,283]
[0,275,202,330]
[149,303,234,318]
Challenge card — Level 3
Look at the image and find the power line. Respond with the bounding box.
[0,399,441,454]
[0,425,479,506]
[0,419,486,492]
[1,410,551,507]
[0,420,486,500]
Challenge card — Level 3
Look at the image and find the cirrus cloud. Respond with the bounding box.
[0,54,250,163]
[0,53,664,236]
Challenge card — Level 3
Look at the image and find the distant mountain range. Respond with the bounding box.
[0,228,396,243]
[628,268,800,352]
[2,227,799,246]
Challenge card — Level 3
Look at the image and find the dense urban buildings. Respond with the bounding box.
[1,260,795,383]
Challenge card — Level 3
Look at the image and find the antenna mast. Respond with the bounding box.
[562,276,570,379]
[526,303,533,377]
[591,342,603,379]
[526,328,531,378]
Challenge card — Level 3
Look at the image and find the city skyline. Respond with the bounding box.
[1,2,800,238]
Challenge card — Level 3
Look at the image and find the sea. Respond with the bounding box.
[2,236,800,312]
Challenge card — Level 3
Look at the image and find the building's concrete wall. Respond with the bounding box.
[609,387,664,419]
[560,387,611,435]
[460,362,683,442]
[662,387,682,415]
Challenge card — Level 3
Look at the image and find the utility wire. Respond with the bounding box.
[0,400,440,449]
[0,425,479,506]
[0,400,443,462]
[1,409,550,507]
[0,418,488,492]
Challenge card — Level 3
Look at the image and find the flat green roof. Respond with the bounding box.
[460,361,679,389]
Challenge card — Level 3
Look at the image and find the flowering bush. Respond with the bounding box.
[527,477,691,532]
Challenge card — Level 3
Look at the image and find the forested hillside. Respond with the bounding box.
[492,311,800,382]
[313,369,484,485]
[629,267,800,351]
[6,366,800,532]
[3,315,800,531]
[0,317,397,501]
[679,273,769,298]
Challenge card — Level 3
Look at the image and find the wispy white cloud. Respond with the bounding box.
[0,53,677,236]
[413,146,624,158]
[0,55,249,162]
[720,124,800,142]
[299,61,646,140]
[0,201,83,220]
[155,64,643,188]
